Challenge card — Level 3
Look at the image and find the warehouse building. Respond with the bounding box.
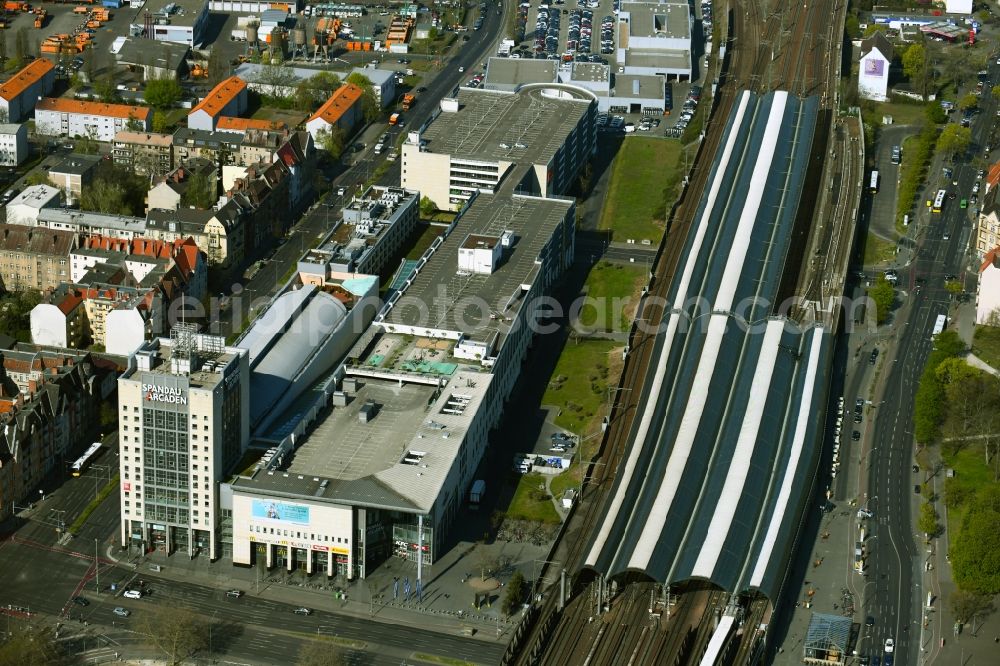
[616,1,693,79]
[144,0,211,48]
[401,85,597,210]
[227,179,576,578]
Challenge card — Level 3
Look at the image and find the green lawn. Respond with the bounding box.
[862,232,896,266]
[548,466,579,500]
[542,339,618,434]
[971,325,1000,369]
[861,101,928,127]
[507,473,561,524]
[941,444,999,549]
[599,137,684,243]
[404,223,443,260]
[578,262,648,331]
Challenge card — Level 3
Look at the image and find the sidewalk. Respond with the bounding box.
[103,534,544,644]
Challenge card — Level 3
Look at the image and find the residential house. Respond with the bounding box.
[0,346,104,522]
[0,224,76,291]
[977,246,1000,325]
[305,84,364,146]
[31,236,205,355]
[187,76,248,131]
[47,155,101,202]
[0,59,55,123]
[858,32,893,102]
[147,158,218,212]
[112,131,174,176]
[0,124,28,167]
[351,67,397,108]
[976,187,1000,258]
[172,128,242,169]
[34,99,152,142]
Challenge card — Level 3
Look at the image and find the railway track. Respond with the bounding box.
[508,2,849,663]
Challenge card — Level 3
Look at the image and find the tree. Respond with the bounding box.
[473,541,498,581]
[81,177,129,214]
[845,15,861,39]
[863,23,888,37]
[180,170,216,209]
[958,93,979,112]
[993,84,1000,102]
[137,606,209,666]
[937,124,972,158]
[346,72,380,122]
[13,28,27,68]
[0,29,7,73]
[951,494,1000,594]
[867,276,895,324]
[501,571,526,616]
[420,195,436,218]
[925,102,946,124]
[902,43,928,99]
[144,77,183,109]
[152,110,172,134]
[24,171,51,187]
[254,63,298,100]
[296,641,345,666]
[948,590,996,626]
[0,292,42,341]
[206,45,226,87]
[95,72,118,103]
[315,125,346,159]
[83,45,97,84]
[0,625,68,666]
[125,113,145,132]
[918,501,939,537]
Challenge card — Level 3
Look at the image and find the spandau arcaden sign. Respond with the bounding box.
[143,384,188,405]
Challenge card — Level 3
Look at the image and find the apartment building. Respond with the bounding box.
[0,59,55,123]
[0,345,106,522]
[118,326,250,559]
[0,224,76,291]
[35,99,152,142]
[305,84,364,145]
[0,123,28,166]
[188,76,248,132]
[113,131,174,176]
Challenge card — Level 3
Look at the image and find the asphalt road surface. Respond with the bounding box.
[859,59,1000,665]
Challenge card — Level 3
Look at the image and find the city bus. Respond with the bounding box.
[931,314,947,339]
[71,442,103,477]
[870,170,879,193]
[932,189,947,213]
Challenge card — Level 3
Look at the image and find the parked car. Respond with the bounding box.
[112,607,131,617]
[72,596,90,606]
[227,589,244,598]
[294,607,313,615]
[123,589,142,600]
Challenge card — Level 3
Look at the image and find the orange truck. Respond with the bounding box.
[73,6,89,14]
[402,93,415,111]
[4,1,29,11]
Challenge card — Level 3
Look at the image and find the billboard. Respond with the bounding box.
[864,58,885,78]
[251,499,310,525]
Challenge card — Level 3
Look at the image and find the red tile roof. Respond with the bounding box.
[216,116,286,132]
[190,76,247,120]
[0,59,54,102]
[981,245,1000,273]
[308,84,364,126]
[987,162,1000,191]
[36,97,151,120]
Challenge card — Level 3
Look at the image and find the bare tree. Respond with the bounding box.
[296,640,345,666]
[137,605,210,665]
[949,590,996,632]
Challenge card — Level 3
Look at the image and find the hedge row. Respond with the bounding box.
[895,123,939,233]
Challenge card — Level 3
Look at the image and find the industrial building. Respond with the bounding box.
[226,180,576,578]
[0,59,55,123]
[34,99,152,142]
[118,326,250,560]
[616,1,693,79]
[188,77,249,132]
[144,0,211,48]
[401,85,597,210]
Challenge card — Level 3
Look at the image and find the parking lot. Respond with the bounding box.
[509,0,615,64]
[1,3,136,70]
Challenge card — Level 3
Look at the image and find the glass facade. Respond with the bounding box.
[141,406,190,527]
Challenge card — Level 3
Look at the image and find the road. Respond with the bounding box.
[858,59,1000,665]
[210,3,509,340]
